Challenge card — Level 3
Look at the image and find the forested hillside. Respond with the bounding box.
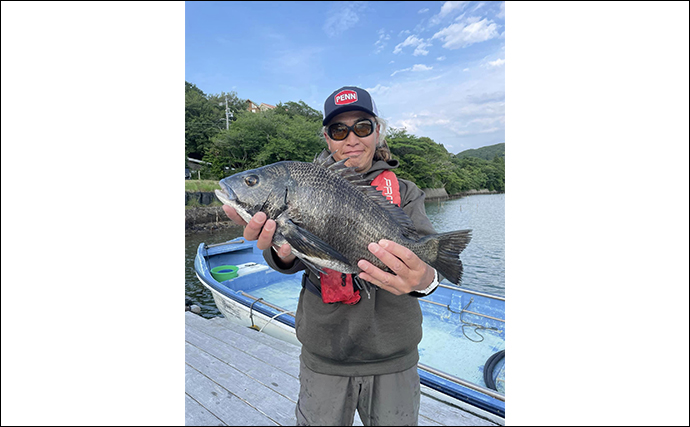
[456,143,505,160]
[186,81,504,194]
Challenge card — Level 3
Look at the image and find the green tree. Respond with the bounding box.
[208,91,246,126]
[185,80,505,191]
[185,81,225,159]
[185,82,246,160]
[274,100,323,122]
[387,127,458,191]
[202,108,325,179]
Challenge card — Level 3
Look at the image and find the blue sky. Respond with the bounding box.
[186,1,505,154]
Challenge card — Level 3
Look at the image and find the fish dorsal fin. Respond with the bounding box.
[313,149,337,168]
[313,151,419,238]
[357,184,419,239]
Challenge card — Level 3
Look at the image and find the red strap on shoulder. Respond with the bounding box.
[370,170,401,207]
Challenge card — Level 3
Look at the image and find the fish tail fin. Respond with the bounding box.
[420,229,472,285]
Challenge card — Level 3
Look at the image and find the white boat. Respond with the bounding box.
[194,237,505,420]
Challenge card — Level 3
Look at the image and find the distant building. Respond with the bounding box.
[246,99,260,113]
[246,99,276,113]
[186,157,212,180]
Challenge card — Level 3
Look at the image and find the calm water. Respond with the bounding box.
[185,193,505,317]
[424,193,505,297]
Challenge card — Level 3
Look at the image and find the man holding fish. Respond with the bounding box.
[220,86,470,426]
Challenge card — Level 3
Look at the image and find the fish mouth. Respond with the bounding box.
[214,187,236,206]
[215,186,253,223]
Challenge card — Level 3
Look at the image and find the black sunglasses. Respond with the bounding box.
[327,118,376,141]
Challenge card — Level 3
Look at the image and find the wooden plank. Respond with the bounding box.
[420,385,503,426]
[186,313,499,426]
[185,325,300,400]
[186,313,300,378]
[207,315,301,358]
[185,393,226,426]
[207,315,302,357]
[419,394,498,426]
[186,342,297,426]
[185,364,278,426]
[418,414,445,426]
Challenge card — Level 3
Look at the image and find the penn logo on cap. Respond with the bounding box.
[334,90,358,105]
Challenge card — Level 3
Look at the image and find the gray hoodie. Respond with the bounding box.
[263,157,437,377]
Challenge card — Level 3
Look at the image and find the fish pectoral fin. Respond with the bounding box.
[281,220,351,266]
[300,259,326,277]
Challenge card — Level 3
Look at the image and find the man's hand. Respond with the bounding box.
[357,239,435,295]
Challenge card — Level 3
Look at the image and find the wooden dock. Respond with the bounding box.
[185,312,502,426]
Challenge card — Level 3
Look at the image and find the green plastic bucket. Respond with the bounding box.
[211,265,238,281]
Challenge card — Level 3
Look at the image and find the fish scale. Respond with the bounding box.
[286,162,402,268]
[215,150,472,285]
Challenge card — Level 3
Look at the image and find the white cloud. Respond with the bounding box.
[414,43,431,56]
[418,8,429,14]
[437,56,446,61]
[458,101,505,116]
[390,63,433,77]
[397,119,420,133]
[463,68,469,71]
[323,2,365,37]
[452,127,502,136]
[366,84,392,96]
[468,116,505,126]
[393,34,432,56]
[374,28,391,54]
[486,58,505,67]
[428,1,468,26]
[472,2,485,12]
[365,60,505,152]
[431,16,500,49]
[393,35,421,54]
[440,1,467,16]
[412,64,433,71]
[497,1,505,19]
[399,29,411,37]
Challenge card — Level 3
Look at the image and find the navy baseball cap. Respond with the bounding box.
[322,86,378,126]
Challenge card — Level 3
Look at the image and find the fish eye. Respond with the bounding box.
[244,175,259,187]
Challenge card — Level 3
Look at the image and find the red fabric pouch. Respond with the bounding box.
[320,268,360,305]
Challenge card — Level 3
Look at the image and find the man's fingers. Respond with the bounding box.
[367,242,410,276]
[358,260,399,291]
[256,219,276,250]
[243,211,267,240]
[378,240,423,271]
[275,243,292,258]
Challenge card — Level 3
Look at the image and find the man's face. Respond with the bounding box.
[325,111,379,172]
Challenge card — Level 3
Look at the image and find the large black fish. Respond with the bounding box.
[215,151,471,285]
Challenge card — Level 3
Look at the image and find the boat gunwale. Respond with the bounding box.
[193,238,505,418]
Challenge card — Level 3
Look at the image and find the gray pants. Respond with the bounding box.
[295,357,420,426]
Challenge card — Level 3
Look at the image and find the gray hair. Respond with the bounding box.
[320,116,392,162]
